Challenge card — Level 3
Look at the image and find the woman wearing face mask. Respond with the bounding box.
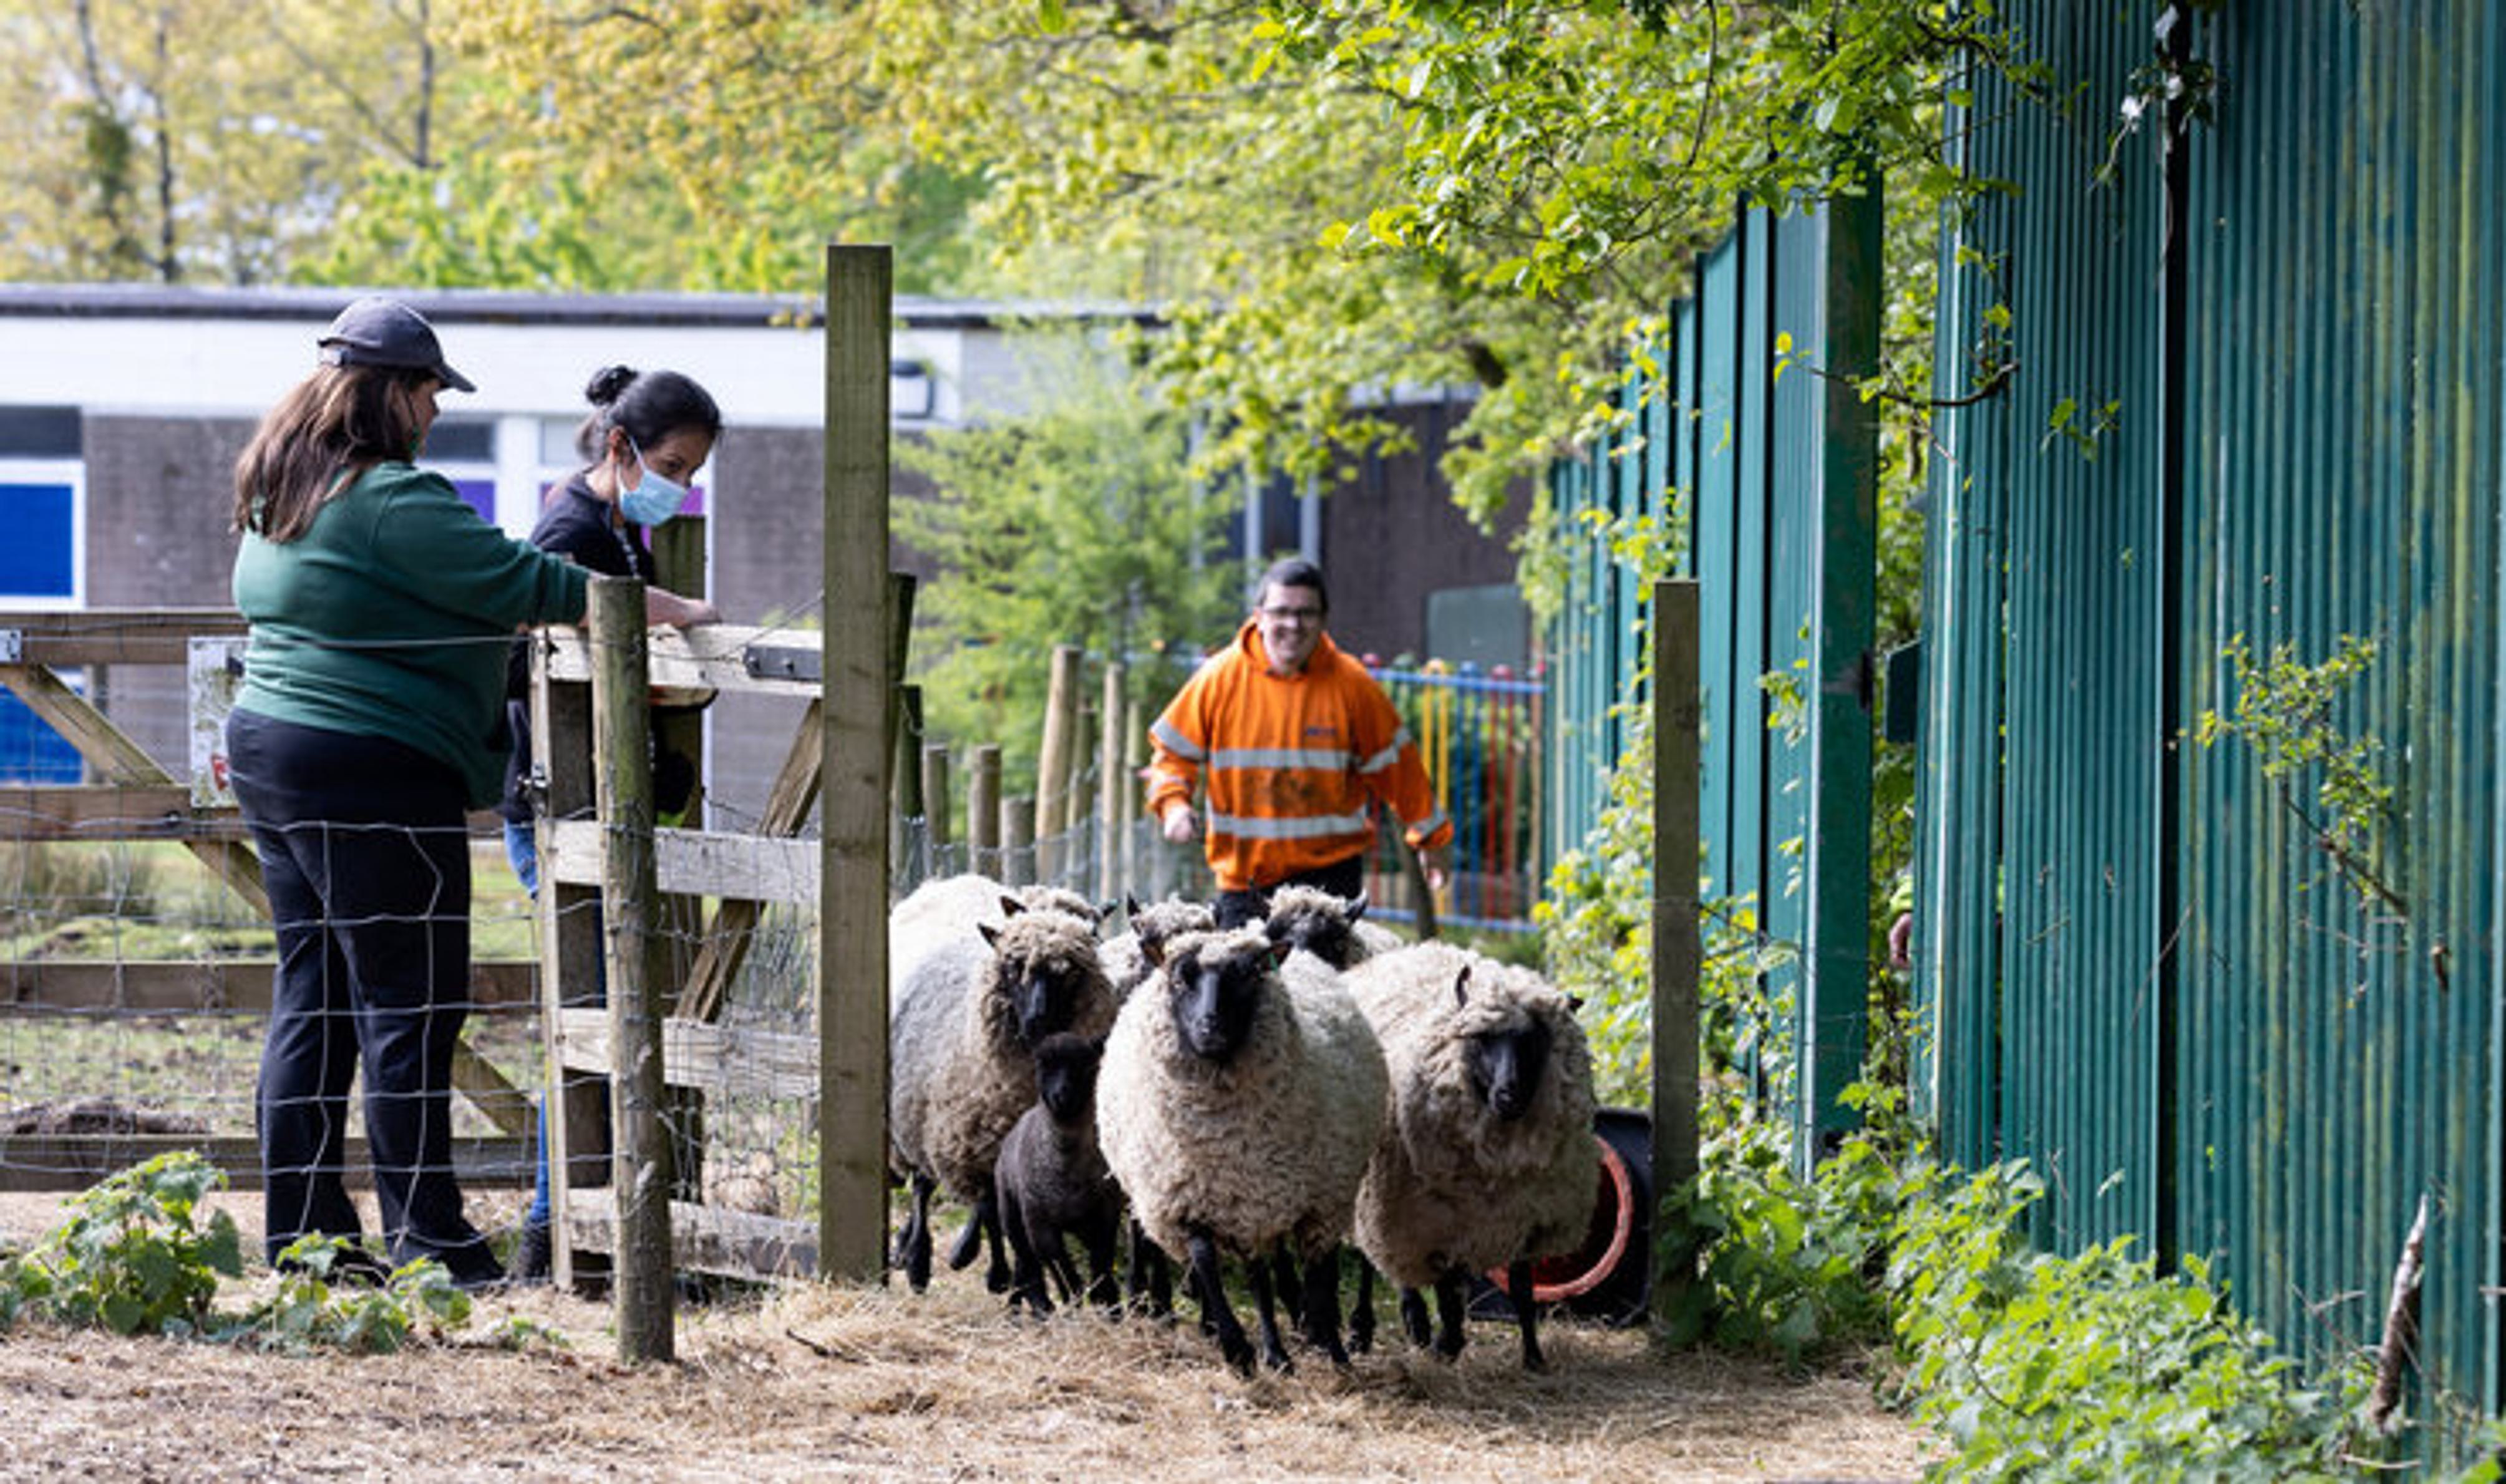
[228,303,717,1292]
[500,363,724,1281]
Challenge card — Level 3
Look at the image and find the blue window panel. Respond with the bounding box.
[0,482,74,598]
[451,478,497,526]
[0,687,81,783]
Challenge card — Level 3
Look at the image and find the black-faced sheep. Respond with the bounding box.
[994,1031,1122,1317]
[1096,926,1387,1375]
[888,900,1117,1292]
[1098,893,1219,999]
[1343,941,1598,1370]
[1260,884,1401,971]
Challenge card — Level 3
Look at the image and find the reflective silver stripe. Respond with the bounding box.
[1409,806,1450,838]
[1150,719,1205,761]
[1205,809,1372,840]
[1210,746,1353,772]
[1357,727,1414,774]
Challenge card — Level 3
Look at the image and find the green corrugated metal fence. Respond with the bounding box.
[1918,0,2505,1448]
[1545,202,1878,1155]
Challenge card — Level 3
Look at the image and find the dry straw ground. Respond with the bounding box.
[0,1191,1926,1482]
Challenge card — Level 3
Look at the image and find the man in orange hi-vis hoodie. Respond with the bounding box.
[1148,557,1452,929]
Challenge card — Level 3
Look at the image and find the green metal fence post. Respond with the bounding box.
[1799,184,1883,1166]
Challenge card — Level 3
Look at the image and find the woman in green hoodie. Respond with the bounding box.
[227,298,714,1288]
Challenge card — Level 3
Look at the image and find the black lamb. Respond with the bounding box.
[994,1031,1124,1316]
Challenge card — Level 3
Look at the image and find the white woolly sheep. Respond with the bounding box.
[1098,894,1218,998]
[888,901,1118,1292]
[1260,884,1402,970]
[994,1031,1122,1316]
[1343,941,1598,1370]
[1096,926,1388,1375]
[891,873,1104,975]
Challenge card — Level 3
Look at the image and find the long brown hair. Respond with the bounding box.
[231,364,435,542]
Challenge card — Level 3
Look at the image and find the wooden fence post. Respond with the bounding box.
[1034,646,1082,886]
[922,744,952,871]
[969,745,1002,879]
[532,626,609,1291]
[820,242,893,1283]
[1651,578,1703,1332]
[1003,795,1036,886]
[590,576,673,1361]
[1117,693,1142,900]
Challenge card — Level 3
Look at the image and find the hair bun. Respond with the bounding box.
[585,365,639,407]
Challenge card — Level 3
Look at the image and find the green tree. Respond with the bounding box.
[0,0,451,284]
[893,332,1240,790]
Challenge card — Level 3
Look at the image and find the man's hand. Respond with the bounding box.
[1160,803,1198,844]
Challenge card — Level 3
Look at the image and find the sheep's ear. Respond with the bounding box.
[1262,915,1292,944]
[1346,895,1367,922]
[999,895,1026,918]
[978,922,1003,950]
[1126,893,1143,917]
[1452,965,1472,1007]
[1140,936,1169,969]
[1565,993,1586,1016]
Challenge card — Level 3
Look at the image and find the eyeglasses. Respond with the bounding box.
[1258,605,1324,625]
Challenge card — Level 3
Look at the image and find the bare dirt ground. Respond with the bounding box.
[0,1191,1929,1483]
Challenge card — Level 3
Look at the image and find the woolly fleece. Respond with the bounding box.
[1344,941,1598,1288]
[888,907,1119,1199]
[1099,896,1218,999]
[1097,926,1388,1264]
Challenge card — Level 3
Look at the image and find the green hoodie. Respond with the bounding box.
[232,460,590,807]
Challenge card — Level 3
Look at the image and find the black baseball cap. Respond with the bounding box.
[316,297,475,393]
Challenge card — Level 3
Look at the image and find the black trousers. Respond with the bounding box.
[1213,852,1368,930]
[226,709,498,1280]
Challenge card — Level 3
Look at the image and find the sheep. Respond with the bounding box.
[1260,884,1402,971]
[993,1031,1123,1317]
[1098,894,1218,998]
[1096,926,1388,1375]
[891,873,1104,970]
[1342,941,1598,1371]
[888,901,1119,1292]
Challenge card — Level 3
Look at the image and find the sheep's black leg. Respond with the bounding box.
[1186,1227,1253,1375]
[1298,1244,1352,1368]
[1246,1244,1294,1373]
[1430,1269,1470,1360]
[1268,1249,1302,1319]
[1349,1262,1377,1354]
[1082,1217,1122,1314]
[1399,1286,1432,1350]
[1043,1239,1084,1305]
[945,1205,983,1270]
[1126,1218,1173,1321]
[982,1191,1014,1294]
[901,1171,936,1292]
[998,1184,1051,1316]
[1505,1258,1546,1372]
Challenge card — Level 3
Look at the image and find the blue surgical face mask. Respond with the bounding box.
[616,437,687,527]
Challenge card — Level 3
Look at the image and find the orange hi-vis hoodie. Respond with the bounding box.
[1146,619,1452,893]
